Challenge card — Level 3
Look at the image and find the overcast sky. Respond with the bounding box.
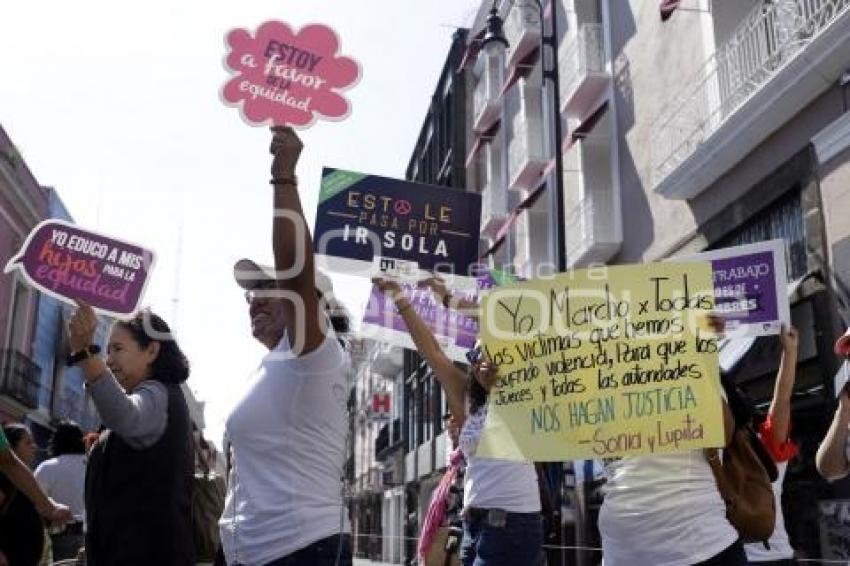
[1,0,480,446]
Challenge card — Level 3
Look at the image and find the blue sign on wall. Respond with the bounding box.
[313,167,482,277]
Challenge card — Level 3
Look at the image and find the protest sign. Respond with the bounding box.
[476,261,724,461]
[222,21,360,127]
[361,269,514,363]
[678,239,789,338]
[314,168,482,279]
[4,220,156,318]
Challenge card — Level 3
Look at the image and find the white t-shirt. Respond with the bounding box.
[599,452,739,566]
[34,454,87,521]
[220,334,351,566]
[745,461,794,561]
[459,406,540,513]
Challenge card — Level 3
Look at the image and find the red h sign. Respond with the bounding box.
[372,393,391,417]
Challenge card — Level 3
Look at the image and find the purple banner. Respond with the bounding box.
[4,220,156,318]
[711,251,778,324]
[683,239,789,337]
[361,271,509,363]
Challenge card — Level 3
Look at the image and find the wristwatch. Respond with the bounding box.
[66,344,102,367]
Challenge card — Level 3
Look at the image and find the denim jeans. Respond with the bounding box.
[261,533,352,566]
[460,509,543,566]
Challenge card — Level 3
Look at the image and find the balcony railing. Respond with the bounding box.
[0,349,41,410]
[565,191,617,266]
[651,0,850,190]
[559,23,608,119]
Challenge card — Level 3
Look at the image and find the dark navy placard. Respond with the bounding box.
[313,167,482,276]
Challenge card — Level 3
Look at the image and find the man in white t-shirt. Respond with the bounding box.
[219,128,352,566]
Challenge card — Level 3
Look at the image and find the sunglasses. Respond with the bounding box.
[244,280,279,303]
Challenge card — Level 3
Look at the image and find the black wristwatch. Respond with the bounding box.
[66,344,102,367]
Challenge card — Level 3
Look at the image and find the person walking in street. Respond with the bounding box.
[745,326,800,565]
[220,127,352,566]
[67,304,195,565]
[35,420,87,560]
[373,277,543,566]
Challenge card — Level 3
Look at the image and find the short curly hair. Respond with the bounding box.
[115,310,190,384]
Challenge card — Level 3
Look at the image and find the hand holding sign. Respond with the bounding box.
[68,300,99,352]
[270,126,303,180]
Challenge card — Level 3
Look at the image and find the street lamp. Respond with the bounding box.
[483,0,567,272]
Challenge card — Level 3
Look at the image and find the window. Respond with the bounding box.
[7,279,32,352]
[713,189,806,280]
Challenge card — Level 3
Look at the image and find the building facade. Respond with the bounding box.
[0,125,51,426]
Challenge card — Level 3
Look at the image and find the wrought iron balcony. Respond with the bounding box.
[0,349,41,410]
[559,23,609,120]
[651,0,850,198]
[564,191,619,268]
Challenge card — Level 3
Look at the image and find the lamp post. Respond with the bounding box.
[481,5,570,566]
[482,0,567,272]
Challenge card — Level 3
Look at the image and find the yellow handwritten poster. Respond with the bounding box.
[477,261,724,461]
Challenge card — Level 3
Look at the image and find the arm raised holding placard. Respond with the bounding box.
[374,277,470,422]
[269,127,325,355]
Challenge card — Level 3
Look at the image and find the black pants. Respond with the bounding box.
[263,533,352,566]
[694,541,747,566]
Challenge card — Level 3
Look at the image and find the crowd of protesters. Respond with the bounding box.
[3,126,850,566]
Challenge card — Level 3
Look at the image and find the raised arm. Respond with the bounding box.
[767,326,799,444]
[817,388,850,481]
[269,127,324,355]
[0,449,71,524]
[374,277,467,421]
[423,276,480,322]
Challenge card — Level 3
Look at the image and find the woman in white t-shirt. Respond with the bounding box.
[598,342,740,565]
[374,277,543,566]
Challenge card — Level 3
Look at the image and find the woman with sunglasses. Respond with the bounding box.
[373,278,543,566]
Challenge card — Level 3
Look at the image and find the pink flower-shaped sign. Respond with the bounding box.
[222,21,361,128]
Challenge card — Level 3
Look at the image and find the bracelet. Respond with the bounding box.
[66,344,102,367]
[396,302,412,315]
[270,177,298,186]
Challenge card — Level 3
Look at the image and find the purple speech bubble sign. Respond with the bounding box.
[4,219,157,319]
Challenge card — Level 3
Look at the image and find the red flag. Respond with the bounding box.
[660,0,680,21]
